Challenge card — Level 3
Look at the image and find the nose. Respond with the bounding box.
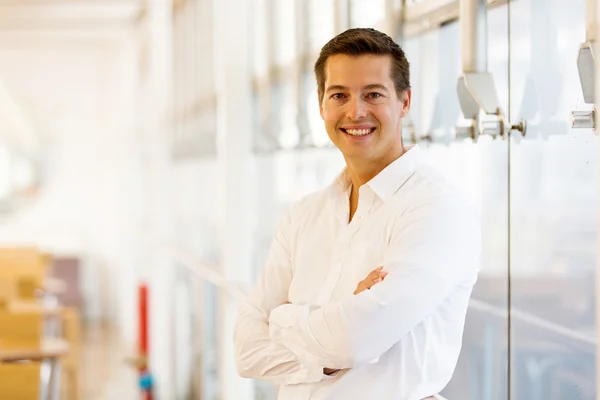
[346,97,368,120]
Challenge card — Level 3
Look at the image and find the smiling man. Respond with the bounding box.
[234,28,480,400]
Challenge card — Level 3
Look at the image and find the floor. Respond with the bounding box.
[77,323,138,400]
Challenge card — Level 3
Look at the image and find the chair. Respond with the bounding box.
[0,362,42,399]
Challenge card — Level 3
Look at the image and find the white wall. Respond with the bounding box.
[0,36,141,342]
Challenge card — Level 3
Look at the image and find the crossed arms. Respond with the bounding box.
[233,198,479,385]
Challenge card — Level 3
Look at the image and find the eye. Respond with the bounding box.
[330,93,346,100]
[367,92,383,99]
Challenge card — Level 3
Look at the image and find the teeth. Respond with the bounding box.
[345,129,372,136]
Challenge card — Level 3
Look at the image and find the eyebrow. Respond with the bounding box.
[325,84,390,94]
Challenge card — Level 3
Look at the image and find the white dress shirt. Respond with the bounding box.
[234,145,481,400]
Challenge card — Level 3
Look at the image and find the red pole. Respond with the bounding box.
[139,283,152,400]
[139,284,148,356]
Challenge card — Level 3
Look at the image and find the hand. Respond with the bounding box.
[354,266,388,295]
[323,367,339,375]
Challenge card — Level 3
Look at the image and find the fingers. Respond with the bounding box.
[366,267,387,281]
[358,277,379,293]
[366,268,381,280]
[366,269,388,287]
[355,267,389,295]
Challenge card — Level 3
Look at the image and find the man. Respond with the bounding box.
[234,28,480,400]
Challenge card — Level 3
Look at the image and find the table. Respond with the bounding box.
[0,338,69,400]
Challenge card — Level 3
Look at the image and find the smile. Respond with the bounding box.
[340,127,375,137]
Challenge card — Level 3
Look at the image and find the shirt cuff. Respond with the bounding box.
[269,303,325,366]
[268,304,334,383]
[269,303,309,351]
[299,364,332,384]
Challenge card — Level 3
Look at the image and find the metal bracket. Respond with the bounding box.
[456,72,526,140]
[455,0,526,141]
[571,48,596,132]
[577,42,595,104]
[571,109,596,129]
[402,118,433,145]
[457,72,499,118]
[571,0,596,131]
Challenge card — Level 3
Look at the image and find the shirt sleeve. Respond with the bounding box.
[268,195,481,370]
[233,207,331,385]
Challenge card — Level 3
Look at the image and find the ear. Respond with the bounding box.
[319,93,325,120]
[398,89,412,118]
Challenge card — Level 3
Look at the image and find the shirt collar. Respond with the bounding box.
[332,144,423,202]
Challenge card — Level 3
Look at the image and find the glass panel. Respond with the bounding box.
[308,0,335,52]
[202,283,220,400]
[171,160,221,399]
[509,0,597,398]
[274,0,296,66]
[195,0,214,95]
[174,266,194,398]
[350,0,386,28]
[252,154,279,400]
[0,147,11,199]
[252,0,269,77]
[404,6,510,399]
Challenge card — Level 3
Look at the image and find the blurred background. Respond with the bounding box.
[0,0,596,399]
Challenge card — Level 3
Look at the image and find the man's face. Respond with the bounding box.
[319,54,410,163]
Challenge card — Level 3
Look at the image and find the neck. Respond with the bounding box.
[345,146,405,192]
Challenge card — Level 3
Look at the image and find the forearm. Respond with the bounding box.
[269,265,474,369]
[234,301,328,385]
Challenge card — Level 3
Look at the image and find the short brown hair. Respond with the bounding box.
[314,28,410,102]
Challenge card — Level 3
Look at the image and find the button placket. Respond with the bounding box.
[320,188,378,304]
[348,188,374,234]
[317,194,350,305]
